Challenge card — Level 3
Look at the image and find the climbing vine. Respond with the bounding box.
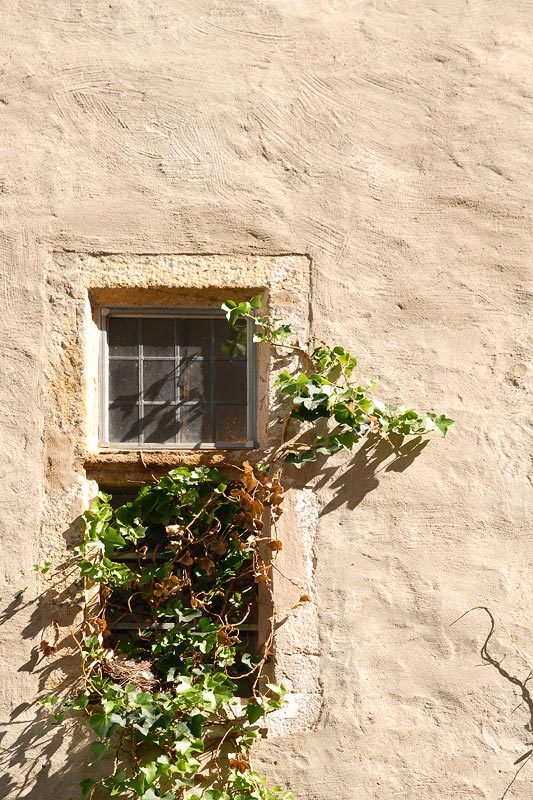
[39,298,452,800]
[222,296,453,467]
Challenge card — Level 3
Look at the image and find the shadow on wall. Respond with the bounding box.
[293,432,430,514]
[0,435,429,799]
[0,712,93,800]
[0,514,97,800]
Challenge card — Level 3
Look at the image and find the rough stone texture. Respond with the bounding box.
[0,1,532,799]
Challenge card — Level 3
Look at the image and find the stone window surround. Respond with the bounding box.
[45,252,321,736]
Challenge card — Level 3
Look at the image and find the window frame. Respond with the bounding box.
[98,306,257,451]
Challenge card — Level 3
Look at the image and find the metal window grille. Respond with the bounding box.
[99,308,256,449]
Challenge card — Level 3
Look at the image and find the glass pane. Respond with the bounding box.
[178,404,212,443]
[216,405,247,443]
[179,360,211,402]
[109,360,140,403]
[215,361,247,403]
[215,319,247,359]
[108,317,138,357]
[109,404,140,443]
[142,404,178,444]
[177,318,211,359]
[142,318,175,358]
[143,360,176,402]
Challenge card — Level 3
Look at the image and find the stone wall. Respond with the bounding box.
[0,2,531,798]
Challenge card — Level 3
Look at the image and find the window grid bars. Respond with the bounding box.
[210,320,216,443]
[174,318,180,445]
[99,308,254,449]
[138,318,145,445]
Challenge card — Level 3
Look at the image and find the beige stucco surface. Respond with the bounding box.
[0,1,532,798]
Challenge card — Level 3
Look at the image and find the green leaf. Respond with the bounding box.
[334,430,358,450]
[284,449,317,467]
[89,713,111,739]
[245,702,265,724]
[315,436,342,455]
[90,741,108,761]
[32,560,52,574]
[249,295,262,309]
[140,761,159,785]
[140,790,160,800]
[174,739,192,755]
[200,689,217,711]
[38,694,58,707]
[80,778,96,800]
[229,308,241,326]
[431,414,454,436]
[265,683,286,696]
[71,692,89,710]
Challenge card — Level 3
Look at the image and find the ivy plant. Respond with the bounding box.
[39,299,453,800]
[50,464,290,800]
[222,297,453,466]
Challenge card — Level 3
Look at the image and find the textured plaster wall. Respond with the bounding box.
[0,1,532,799]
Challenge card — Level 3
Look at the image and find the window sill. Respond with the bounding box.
[83,448,262,488]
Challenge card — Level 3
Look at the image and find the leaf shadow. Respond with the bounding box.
[289,434,429,514]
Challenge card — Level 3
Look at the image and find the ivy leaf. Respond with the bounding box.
[188,713,206,739]
[134,707,159,736]
[71,692,89,710]
[430,414,454,436]
[38,694,58,707]
[249,295,262,309]
[315,437,342,455]
[241,652,261,669]
[89,713,111,739]
[221,300,236,316]
[139,790,160,800]
[80,778,96,800]
[107,712,126,726]
[90,741,108,761]
[284,449,317,467]
[333,430,358,449]
[200,690,217,712]
[140,761,159,785]
[245,702,265,724]
[265,683,286,696]
[174,739,193,755]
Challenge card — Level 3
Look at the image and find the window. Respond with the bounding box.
[99,308,255,449]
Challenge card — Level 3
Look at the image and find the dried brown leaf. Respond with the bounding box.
[165,524,184,537]
[216,629,234,646]
[229,756,250,774]
[242,461,259,493]
[39,640,57,657]
[209,538,228,556]
[197,557,215,575]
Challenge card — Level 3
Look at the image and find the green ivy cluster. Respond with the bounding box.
[39,299,454,800]
[222,297,453,466]
[48,466,291,800]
